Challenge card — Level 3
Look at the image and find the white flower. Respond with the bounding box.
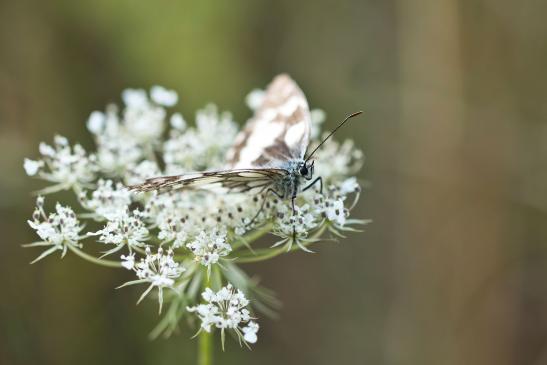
[170,113,186,130]
[31,136,97,188]
[25,197,83,263]
[121,247,184,312]
[123,90,165,143]
[187,284,258,345]
[96,143,141,176]
[79,179,131,220]
[87,111,106,134]
[134,247,184,287]
[39,142,55,157]
[121,253,135,270]
[242,321,259,343]
[339,177,360,195]
[163,104,238,172]
[23,158,43,176]
[54,135,68,145]
[314,138,363,181]
[323,198,347,226]
[124,160,162,186]
[310,108,326,139]
[91,105,140,174]
[89,98,164,175]
[151,85,178,107]
[86,87,170,175]
[157,214,189,249]
[245,89,265,110]
[90,209,149,256]
[122,88,148,108]
[273,204,317,238]
[186,228,231,267]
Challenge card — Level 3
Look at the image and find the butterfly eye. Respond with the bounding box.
[299,165,308,176]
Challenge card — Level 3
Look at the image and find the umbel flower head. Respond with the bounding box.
[23,81,367,350]
[23,196,85,263]
[118,246,185,314]
[188,284,259,348]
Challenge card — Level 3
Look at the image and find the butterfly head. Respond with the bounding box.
[299,160,314,180]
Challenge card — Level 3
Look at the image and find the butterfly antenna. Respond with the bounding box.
[305,111,363,162]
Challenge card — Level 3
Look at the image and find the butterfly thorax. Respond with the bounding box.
[272,159,313,199]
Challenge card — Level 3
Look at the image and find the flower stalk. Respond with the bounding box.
[67,244,123,268]
[198,330,212,365]
[198,270,213,365]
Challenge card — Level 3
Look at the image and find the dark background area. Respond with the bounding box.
[1,1,547,364]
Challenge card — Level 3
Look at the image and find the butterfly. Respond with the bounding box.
[129,74,361,233]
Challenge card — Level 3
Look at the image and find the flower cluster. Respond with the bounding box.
[188,284,259,346]
[120,247,185,313]
[79,179,132,220]
[187,228,232,267]
[89,208,149,256]
[24,136,97,193]
[23,82,365,349]
[24,196,84,262]
[163,104,239,173]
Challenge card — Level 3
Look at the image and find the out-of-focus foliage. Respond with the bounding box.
[1,0,547,365]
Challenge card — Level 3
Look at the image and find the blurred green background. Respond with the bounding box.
[1,0,547,364]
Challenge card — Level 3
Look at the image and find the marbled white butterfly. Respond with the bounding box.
[129,74,361,234]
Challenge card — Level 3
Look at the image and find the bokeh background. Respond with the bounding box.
[1,1,547,364]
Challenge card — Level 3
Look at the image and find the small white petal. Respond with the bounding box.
[87,111,105,134]
[122,88,148,107]
[340,177,359,195]
[54,135,68,146]
[121,253,135,270]
[310,109,326,125]
[151,86,178,107]
[170,113,186,130]
[243,330,257,343]
[39,142,55,157]
[23,158,42,176]
[310,109,326,139]
[242,321,259,343]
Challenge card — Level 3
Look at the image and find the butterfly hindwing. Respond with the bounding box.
[226,74,311,169]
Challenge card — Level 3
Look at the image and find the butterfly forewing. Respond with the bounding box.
[226,74,311,169]
[129,74,311,196]
[129,169,287,194]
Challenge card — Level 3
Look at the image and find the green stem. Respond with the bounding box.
[198,330,213,365]
[235,224,328,263]
[235,246,287,263]
[197,267,213,365]
[132,245,148,255]
[67,244,123,268]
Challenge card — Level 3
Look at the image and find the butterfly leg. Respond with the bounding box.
[291,185,297,241]
[291,197,296,241]
[302,176,323,194]
[246,188,283,227]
